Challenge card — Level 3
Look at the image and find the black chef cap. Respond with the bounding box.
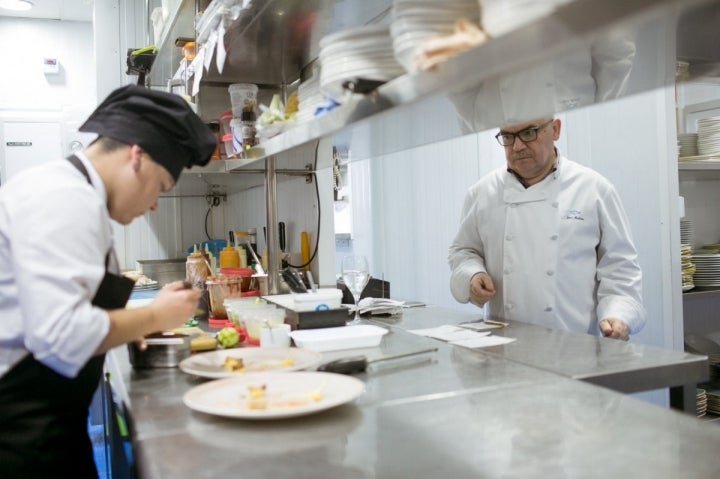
[79,85,216,182]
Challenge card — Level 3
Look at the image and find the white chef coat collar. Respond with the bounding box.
[71,151,108,204]
[506,147,561,188]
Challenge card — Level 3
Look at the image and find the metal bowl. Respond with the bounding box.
[127,332,191,368]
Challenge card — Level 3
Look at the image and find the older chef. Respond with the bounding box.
[448,117,646,340]
[0,85,215,478]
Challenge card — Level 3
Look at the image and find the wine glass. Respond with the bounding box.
[341,255,370,325]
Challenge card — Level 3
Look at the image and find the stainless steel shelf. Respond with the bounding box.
[230,0,715,168]
[153,0,719,183]
[684,286,720,299]
[678,158,720,180]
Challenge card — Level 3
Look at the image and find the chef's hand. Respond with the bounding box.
[148,280,202,332]
[599,318,629,341]
[469,272,496,306]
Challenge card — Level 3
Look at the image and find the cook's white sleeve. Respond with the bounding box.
[448,192,487,304]
[594,185,646,334]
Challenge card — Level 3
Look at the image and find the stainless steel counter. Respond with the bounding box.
[106,307,720,478]
[367,306,709,412]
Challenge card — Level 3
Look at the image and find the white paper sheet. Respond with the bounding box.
[451,335,517,349]
[409,325,491,342]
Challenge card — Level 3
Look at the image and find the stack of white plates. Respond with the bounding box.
[680,219,695,247]
[296,72,325,124]
[697,388,708,418]
[480,0,574,38]
[391,0,480,73]
[681,244,695,291]
[677,132,698,157]
[318,24,404,102]
[706,389,720,416]
[697,116,720,156]
[691,253,720,287]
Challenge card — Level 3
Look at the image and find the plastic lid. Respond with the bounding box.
[219,110,233,119]
[221,133,232,141]
[228,83,258,92]
[219,267,254,276]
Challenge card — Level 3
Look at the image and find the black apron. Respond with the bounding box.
[0,155,135,478]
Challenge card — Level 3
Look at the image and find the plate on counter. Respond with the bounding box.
[183,371,365,420]
[178,347,322,379]
[132,281,159,291]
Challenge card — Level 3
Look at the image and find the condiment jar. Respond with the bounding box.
[186,248,211,289]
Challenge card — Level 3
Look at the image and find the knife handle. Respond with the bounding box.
[279,222,286,252]
[317,356,368,374]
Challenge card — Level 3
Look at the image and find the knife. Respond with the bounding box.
[317,347,438,374]
[281,268,308,293]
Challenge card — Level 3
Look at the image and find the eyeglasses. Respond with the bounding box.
[495,119,554,146]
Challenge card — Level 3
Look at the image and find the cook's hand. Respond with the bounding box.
[469,272,495,306]
[149,280,202,331]
[599,318,629,341]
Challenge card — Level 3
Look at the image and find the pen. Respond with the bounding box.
[484,319,509,327]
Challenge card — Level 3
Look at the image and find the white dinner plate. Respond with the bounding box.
[178,347,323,379]
[183,371,365,420]
[132,280,159,291]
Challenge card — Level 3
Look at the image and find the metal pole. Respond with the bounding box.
[265,156,280,294]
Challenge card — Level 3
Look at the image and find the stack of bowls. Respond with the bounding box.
[391,0,480,73]
[319,24,404,102]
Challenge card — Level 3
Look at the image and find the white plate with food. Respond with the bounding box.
[183,371,365,420]
[178,347,322,379]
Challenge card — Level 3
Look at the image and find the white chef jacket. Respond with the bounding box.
[448,154,646,335]
[0,152,113,379]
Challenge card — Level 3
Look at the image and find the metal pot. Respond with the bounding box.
[127,332,191,368]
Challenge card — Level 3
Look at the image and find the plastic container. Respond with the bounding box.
[219,110,233,136]
[218,266,254,291]
[228,83,258,117]
[289,324,389,352]
[206,275,248,319]
[230,117,257,152]
[221,133,234,158]
[243,308,287,345]
[267,289,343,312]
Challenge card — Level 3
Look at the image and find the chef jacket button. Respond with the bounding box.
[550,234,558,240]
[505,234,513,241]
[506,303,514,310]
[546,270,554,276]
[544,306,553,312]
[510,203,517,208]
[551,202,559,208]
[504,268,512,275]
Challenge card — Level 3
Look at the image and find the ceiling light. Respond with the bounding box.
[0,0,34,12]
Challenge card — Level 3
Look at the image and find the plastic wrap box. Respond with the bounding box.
[264,290,347,330]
